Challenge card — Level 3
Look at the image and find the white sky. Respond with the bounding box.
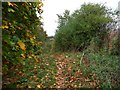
[42,0,120,36]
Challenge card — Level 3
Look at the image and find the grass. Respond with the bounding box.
[3,43,120,88]
[64,51,120,88]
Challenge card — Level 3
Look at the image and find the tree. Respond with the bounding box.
[56,10,70,30]
[54,3,113,51]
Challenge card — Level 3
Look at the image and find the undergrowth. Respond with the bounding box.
[63,50,120,88]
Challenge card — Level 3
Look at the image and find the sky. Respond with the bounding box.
[42,0,120,36]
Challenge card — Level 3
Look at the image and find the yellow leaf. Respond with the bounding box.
[28,85,31,88]
[33,55,39,62]
[57,86,60,88]
[30,37,34,41]
[32,54,34,56]
[74,85,77,87]
[17,40,26,50]
[33,36,36,39]
[21,54,25,58]
[37,85,40,88]
[8,2,17,7]
[8,2,13,6]
[30,37,35,45]
[2,25,9,29]
[38,2,43,7]
[28,56,32,59]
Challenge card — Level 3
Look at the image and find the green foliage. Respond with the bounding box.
[2,1,120,89]
[54,3,112,51]
[110,31,120,55]
[2,2,47,71]
[3,54,56,88]
[82,52,120,88]
[65,51,120,88]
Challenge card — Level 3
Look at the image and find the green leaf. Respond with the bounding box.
[8,8,15,12]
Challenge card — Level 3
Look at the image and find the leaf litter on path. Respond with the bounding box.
[52,53,100,88]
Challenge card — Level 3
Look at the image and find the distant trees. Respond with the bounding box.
[54,3,113,52]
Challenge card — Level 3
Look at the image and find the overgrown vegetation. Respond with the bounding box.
[2,1,53,88]
[2,2,120,89]
[54,3,120,88]
[54,3,118,53]
[55,4,112,51]
[61,51,120,88]
[2,2,46,71]
[2,2,45,66]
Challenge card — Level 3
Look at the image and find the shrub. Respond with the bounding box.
[54,3,112,51]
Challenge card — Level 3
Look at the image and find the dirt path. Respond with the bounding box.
[55,54,69,88]
[52,53,100,88]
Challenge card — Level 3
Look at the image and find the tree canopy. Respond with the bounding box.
[54,3,113,51]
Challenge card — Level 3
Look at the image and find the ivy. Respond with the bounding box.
[2,2,47,66]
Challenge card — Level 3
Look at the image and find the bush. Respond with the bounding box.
[54,3,112,51]
[2,2,47,71]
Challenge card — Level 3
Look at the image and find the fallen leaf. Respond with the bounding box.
[28,56,32,59]
[85,78,91,82]
[37,85,40,88]
[33,55,39,62]
[21,54,25,58]
[2,25,9,29]
[57,86,60,88]
[28,85,31,88]
[17,40,26,50]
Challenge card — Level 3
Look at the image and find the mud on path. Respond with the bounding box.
[52,53,100,88]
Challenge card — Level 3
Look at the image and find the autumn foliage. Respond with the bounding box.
[2,2,47,70]
[2,2,120,89]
